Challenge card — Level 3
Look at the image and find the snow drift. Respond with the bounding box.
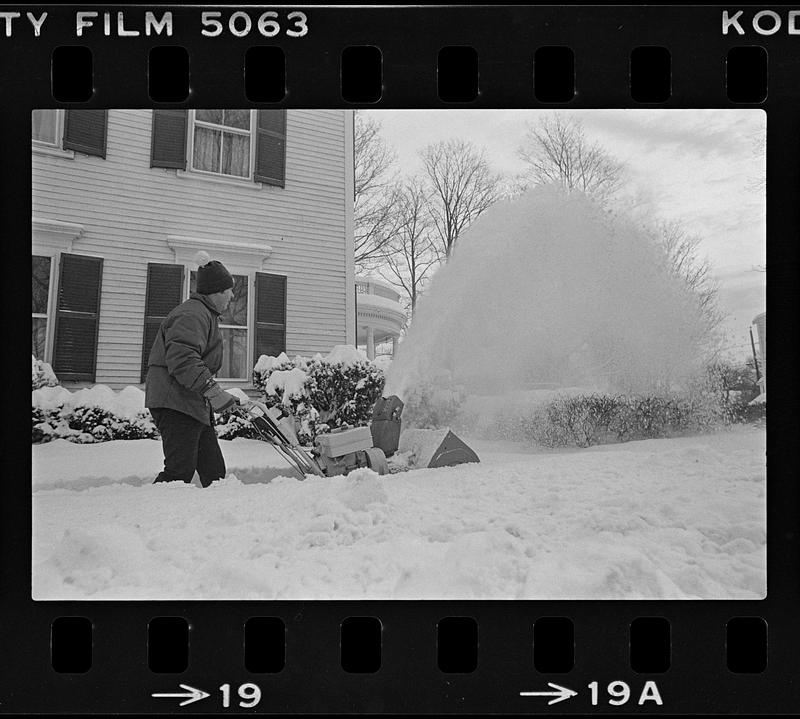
[32,426,766,600]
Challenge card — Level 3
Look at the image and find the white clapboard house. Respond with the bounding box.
[32,109,356,390]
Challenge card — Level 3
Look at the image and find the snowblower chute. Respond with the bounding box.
[370,395,480,469]
[370,395,404,457]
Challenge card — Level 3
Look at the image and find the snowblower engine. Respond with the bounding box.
[313,426,389,476]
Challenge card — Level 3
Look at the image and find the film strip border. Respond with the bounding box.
[3,3,799,714]
[48,43,769,105]
[5,602,791,713]
[51,613,766,674]
[3,6,798,108]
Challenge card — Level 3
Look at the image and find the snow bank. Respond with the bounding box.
[32,426,766,600]
[33,384,146,419]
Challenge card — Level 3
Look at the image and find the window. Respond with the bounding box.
[33,110,108,157]
[152,110,286,186]
[51,253,104,382]
[32,255,52,359]
[190,271,249,379]
[190,110,253,179]
[32,110,62,146]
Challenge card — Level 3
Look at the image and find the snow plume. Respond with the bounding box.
[386,186,710,399]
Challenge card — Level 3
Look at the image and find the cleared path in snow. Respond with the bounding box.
[32,427,765,600]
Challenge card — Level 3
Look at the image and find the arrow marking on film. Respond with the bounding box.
[520,682,578,705]
[152,684,210,707]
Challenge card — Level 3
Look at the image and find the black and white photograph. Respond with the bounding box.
[31,107,766,600]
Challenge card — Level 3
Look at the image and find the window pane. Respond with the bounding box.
[32,256,51,314]
[220,328,247,378]
[220,275,248,326]
[193,126,221,172]
[196,109,223,125]
[32,317,47,359]
[221,133,250,178]
[32,110,57,143]
[223,109,250,130]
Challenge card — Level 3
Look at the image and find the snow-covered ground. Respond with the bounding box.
[32,426,766,600]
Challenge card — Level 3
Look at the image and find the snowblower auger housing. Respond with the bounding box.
[370,395,481,469]
[232,404,389,479]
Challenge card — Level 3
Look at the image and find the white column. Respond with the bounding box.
[366,326,375,360]
[343,111,356,345]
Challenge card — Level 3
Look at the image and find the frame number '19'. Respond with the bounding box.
[220,683,261,709]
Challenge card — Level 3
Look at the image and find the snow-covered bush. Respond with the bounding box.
[32,385,157,444]
[32,355,58,389]
[698,360,764,425]
[213,411,260,440]
[494,390,732,449]
[252,346,385,444]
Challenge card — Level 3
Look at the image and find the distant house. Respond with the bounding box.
[32,109,355,390]
[355,275,406,360]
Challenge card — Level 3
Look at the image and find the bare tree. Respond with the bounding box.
[652,219,721,330]
[420,139,502,260]
[517,114,626,205]
[354,111,399,270]
[379,180,441,314]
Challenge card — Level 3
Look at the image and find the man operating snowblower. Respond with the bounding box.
[145,255,242,488]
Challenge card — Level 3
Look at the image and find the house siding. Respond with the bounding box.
[32,109,353,388]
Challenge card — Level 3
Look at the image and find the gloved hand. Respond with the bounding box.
[203,382,239,414]
[240,399,270,417]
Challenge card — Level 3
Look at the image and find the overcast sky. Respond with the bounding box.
[362,109,766,358]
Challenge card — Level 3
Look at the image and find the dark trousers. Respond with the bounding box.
[151,407,226,488]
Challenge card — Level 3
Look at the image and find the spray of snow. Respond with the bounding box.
[385,186,710,400]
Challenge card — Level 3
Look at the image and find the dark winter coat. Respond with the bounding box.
[145,293,223,425]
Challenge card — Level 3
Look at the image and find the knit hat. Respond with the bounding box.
[196,256,234,295]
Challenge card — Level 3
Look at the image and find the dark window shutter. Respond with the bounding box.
[254,272,287,362]
[254,110,287,187]
[63,110,108,158]
[151,109,188,169]
[141,263,185,382]
[52,253,103,382]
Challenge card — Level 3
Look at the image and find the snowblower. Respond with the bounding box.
[231,402,390,480]
[233,393,479,480]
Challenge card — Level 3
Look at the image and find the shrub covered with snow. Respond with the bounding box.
[32,355,59,389]
[213,408,261,440]
[496,391,730,449]
[252,346,385,444]
[33,385,157,444]
[699,360,765,425]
